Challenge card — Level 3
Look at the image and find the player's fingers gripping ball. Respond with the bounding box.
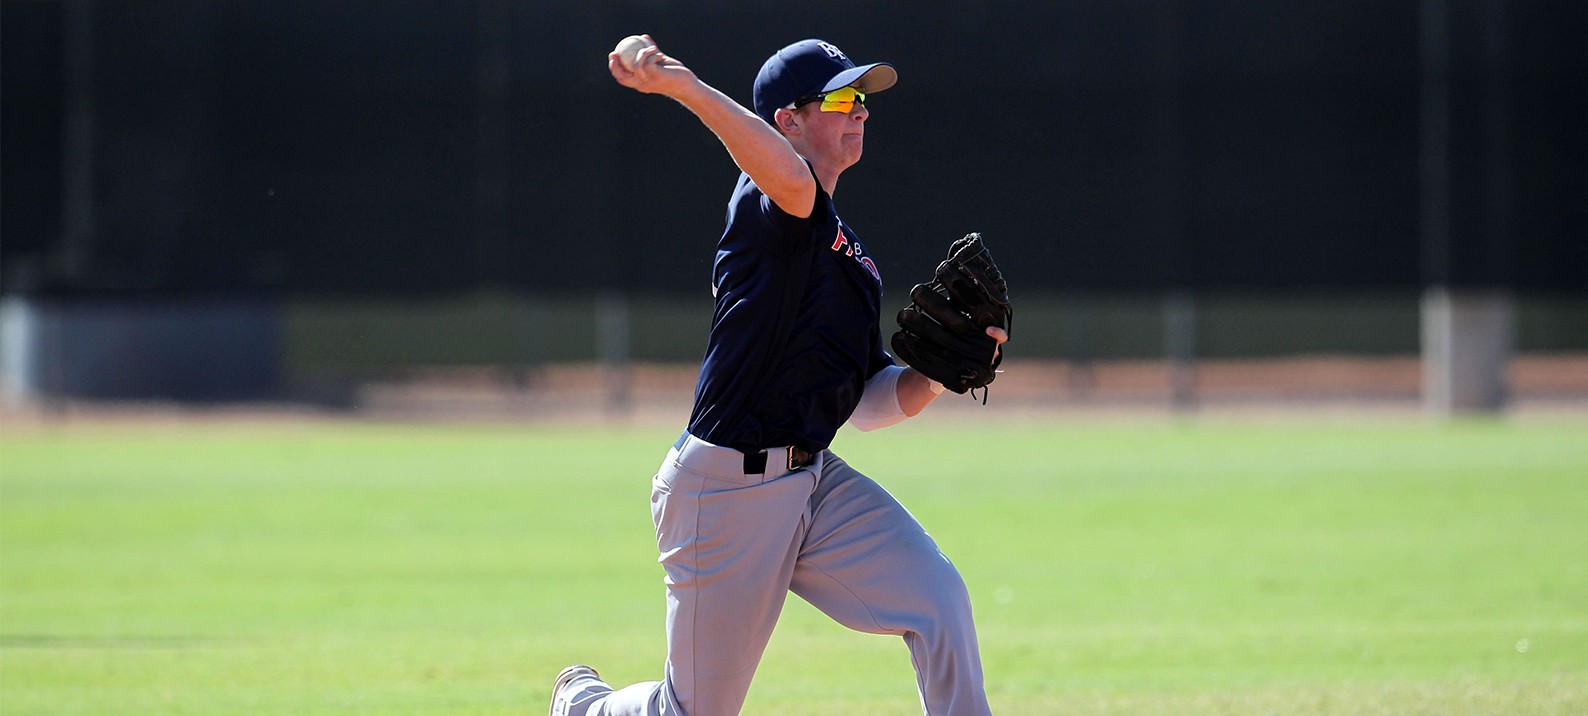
[614,35,656,71]
[891,233,1013,398]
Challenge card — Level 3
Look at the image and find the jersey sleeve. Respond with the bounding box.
[749,159,827,249]
[725,172,821,258]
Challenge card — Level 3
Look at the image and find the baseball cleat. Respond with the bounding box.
[549,664,600,716]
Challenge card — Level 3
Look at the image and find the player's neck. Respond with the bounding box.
[799,153,848,198]
[815,165,841,197]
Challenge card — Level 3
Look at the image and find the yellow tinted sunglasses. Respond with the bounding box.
[793,86,867,113]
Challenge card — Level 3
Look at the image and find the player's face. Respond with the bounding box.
[793,92,868,170]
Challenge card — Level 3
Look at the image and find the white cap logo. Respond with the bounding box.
[817,42,847,62]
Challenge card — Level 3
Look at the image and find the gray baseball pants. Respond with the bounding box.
[557,432,991,716]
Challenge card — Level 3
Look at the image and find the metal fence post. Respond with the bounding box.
[596,293,632,413]
[1166,291,1197,411]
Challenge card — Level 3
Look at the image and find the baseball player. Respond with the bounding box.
[551,37,1006,716]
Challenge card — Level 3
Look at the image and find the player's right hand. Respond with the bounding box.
[608,40,696,98]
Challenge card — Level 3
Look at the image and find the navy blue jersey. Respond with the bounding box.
[687,170,894,453]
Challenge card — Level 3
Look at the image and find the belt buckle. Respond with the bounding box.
[744,446,814,474]
[787,446,813,470]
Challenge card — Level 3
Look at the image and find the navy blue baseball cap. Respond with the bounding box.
[753,39,897,124]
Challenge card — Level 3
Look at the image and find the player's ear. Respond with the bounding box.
[774,107,801,136]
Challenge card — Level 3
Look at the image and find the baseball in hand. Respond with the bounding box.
[614,35,654,71]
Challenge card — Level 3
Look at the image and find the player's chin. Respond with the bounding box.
[842,134,864,158]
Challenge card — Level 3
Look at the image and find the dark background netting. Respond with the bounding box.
[4,0,1584,299]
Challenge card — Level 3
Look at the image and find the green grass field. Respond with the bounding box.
[3,415,1585,714]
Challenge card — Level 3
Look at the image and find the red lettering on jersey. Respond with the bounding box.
[860,257,881,281]
[833,225,881,284]
[834,228,856,256]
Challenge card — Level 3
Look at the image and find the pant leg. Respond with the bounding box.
[790,454,992,716]
[573,441,818,716]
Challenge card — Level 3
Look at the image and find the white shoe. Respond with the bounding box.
[549,664,600,716]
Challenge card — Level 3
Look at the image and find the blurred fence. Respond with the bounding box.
[281,291,1588,375]
[4,0,1585,298]
[4,290,1585,413]
[309,291,1588,413]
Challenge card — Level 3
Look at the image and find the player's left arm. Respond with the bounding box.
[895,327,1007,416]
[849,327,1006,431]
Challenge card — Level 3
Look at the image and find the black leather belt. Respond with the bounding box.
[742,445,815,474]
